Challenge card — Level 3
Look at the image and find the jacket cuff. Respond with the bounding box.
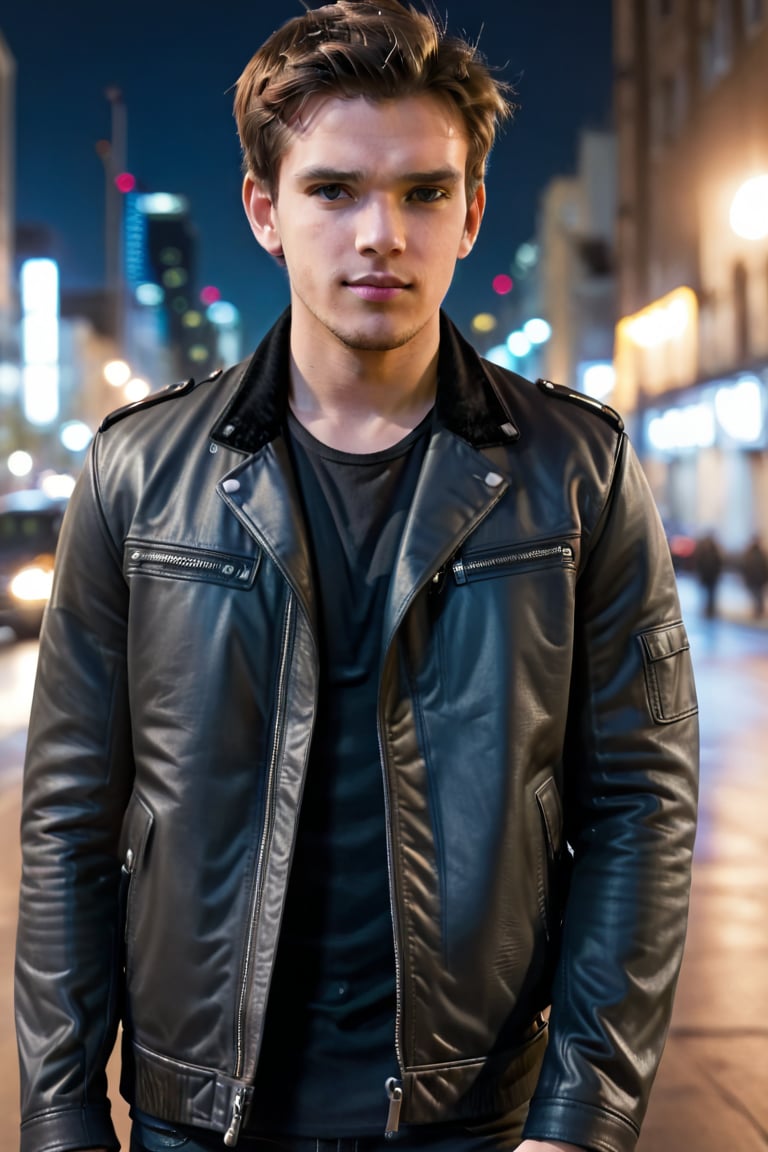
[523,1096,640,1152]
[20,1106,119,1152]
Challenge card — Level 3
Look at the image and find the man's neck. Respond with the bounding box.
[288,329,439,454]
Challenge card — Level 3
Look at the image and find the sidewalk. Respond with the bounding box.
[636,573,768,1149]
[676,569,768,630]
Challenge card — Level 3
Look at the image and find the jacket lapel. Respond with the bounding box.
[218,439,316,632]
[383,427,510,646]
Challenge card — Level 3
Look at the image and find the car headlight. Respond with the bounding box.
[10,565,55,603]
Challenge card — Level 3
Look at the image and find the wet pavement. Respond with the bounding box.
[0,571,766,1150]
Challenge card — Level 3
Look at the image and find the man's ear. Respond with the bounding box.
[242,174,285,263]
[458,183,486,260]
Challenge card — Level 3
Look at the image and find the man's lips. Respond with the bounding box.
[344,275,410,302]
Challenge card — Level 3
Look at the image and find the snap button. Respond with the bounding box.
[221,423,236,437]
[222,478,241,494]
[484,471,503,488]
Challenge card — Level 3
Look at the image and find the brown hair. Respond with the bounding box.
[233,0,514,199]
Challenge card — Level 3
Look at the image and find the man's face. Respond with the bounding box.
[243,93,484,356]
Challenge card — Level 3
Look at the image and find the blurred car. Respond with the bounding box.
[0,489,69,639]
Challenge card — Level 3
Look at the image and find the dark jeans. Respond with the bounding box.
[129,1102,529,1152]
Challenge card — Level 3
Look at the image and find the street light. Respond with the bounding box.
[730,174,768,240]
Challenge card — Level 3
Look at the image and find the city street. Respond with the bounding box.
[0,575,766,1150]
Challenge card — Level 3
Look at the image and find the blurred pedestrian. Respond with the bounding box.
[15,4,699,1152]
[741,534,768,619]
[693,531,723,618]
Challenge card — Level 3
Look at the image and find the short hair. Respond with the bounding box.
[233,0,514,199]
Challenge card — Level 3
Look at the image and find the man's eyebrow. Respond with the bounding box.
[292,166,463,185]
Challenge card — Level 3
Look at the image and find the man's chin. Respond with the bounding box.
[331,319,430,354]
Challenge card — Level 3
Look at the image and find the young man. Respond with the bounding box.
[15,3,699,1152]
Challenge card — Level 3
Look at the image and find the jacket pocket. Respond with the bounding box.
[451,539,576,585]
[639,621,698,723]
[118,793,154,965]
[124,540,260,588]
[534,777,565,942]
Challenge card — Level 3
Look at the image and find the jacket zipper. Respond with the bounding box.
[224,1087,247,1148]
[452,542,573,585]
[384,1076,404,1138]
[228,594,295,1141]
[376,491,514,1135]
[377,702,406,1137]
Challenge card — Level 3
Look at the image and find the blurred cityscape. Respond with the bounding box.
[1,2,766,568]
[0,41,244,492]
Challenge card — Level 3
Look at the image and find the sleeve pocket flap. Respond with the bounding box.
[640,621,689,662]
[639,621,698,724]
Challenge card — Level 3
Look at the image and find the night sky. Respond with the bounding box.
[2,0,613,351]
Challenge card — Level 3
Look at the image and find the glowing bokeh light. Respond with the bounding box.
[471,313,497,334]
[135,283,164,307]
[8,450,34,478]
[103,359,131,387]
[730,174,768,240]
[523,318,552,345]
[115,172,137,194]
[506,331,532,358]
[714,378,763,443]
[486,344,514,369]
[207,301,239,327]
[492,274,514,296]
[125,377,151,403]
[60,421,93,453]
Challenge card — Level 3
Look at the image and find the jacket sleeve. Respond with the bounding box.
[523,433,699,1152]
[15,440,132,1152]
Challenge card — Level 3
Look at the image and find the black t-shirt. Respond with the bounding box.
[247,409,432,1136]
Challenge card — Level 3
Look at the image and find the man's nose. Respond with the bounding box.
[355,197,406,255]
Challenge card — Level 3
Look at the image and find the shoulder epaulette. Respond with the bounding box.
[536,378,624,432]
[99,368,224,432]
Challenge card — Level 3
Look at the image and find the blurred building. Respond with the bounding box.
[613,0,768,548]
[472,131,617,397]
[538,130,618,396]
[0,31,17,411]
[123,190,240,385]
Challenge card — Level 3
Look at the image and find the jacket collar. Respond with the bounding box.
[210,308,521,454]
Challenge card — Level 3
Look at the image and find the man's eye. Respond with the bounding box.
[410,187,447,203]
[313,184,348,201]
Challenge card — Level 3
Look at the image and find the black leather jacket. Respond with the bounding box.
[16,312,698,1152]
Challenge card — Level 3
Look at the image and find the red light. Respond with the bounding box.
[492,274,514,295]
[200,285,221,306]
[115,172,137,194]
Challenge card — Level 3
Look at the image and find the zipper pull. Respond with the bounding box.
[224,1087,246,1147]
[384,1076,403,1139]
[430,566,445,595]
[451,556,468,585]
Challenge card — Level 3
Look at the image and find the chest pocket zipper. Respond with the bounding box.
[452,542,575,585]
